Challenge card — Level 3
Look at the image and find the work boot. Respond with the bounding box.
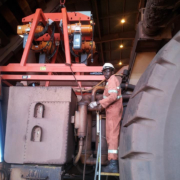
[101,160,119,173]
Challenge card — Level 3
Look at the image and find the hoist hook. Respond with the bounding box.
[60,0,66,6]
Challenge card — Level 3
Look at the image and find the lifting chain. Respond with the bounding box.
[60,0,66,6]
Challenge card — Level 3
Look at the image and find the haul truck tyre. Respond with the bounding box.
[119,31,180,180]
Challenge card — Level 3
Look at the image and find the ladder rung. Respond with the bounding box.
[97,172,120,176]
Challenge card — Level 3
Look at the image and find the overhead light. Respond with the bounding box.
[120,44,123,48]
[119,61,122,65]
[121,19,125,24]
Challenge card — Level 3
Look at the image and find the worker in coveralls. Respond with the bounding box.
[89,63,123,173]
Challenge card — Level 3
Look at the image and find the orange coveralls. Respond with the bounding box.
[99,75,123,160]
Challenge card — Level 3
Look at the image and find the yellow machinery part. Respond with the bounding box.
[31,41,54,53]
[68,23,92,34]
[17,24,44,35]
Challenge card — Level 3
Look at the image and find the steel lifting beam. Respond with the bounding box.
[22,12,91,23]
[1,75,104,81]
[0,7,103,84]
[0,64,103,73]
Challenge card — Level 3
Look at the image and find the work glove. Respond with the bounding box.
[89,101,98,108]
[88,104,104,112]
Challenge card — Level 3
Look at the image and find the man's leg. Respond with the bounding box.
[107,121,120,160]
[102,106,122,173]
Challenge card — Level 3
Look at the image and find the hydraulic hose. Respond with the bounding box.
[70,43,79,57]
[32,23,55,52]
[121,83,135,91]
[34,23,49,39]
[91,86,105,101]
[74,138,83,164]
[48,46,58,60]
[0,169,8,180]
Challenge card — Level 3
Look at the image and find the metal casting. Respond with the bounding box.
[4,87,77,164]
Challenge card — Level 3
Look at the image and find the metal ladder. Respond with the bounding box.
[94,112,120,180]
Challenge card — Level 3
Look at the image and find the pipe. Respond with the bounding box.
[121,83,135,91]
[80,119,108,165]
[80,155,108,165]
[0,169,8,180]
[91,86,105,102]
[82,94,103,104]
[82,94,91,104]
[77,101,88,137]
[74,101,88,164]
[74,138,83,164]
[82,113,92,155]
[122,94,131,100]
[143,0,179,36]
[91,84,133,102]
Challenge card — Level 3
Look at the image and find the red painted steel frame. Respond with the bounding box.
[1,75,104,81]
[22,12,91,23]
[62,8,71,65]
[20,9,41,66]
[45,46,59,87]
[0,7,103,85]
[36,33,60,41]
[0,64,103,73]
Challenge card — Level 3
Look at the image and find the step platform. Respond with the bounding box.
[97,172,120,176]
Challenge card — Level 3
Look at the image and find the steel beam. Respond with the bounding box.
[45,47,59,86]
[106,0,111,62]
[0,5,19,33]
[20,9,41,66]
[95,31,135,43]
[99,11,138,19]
[1,75,104,81]
[0,64,103,73]
[2,81,13,86]
[62,8,71,64]
[22,12,91,23]
[35,33,60,41]
[17,0,32,16]
[94,0,104,64]
[103,47,132,52]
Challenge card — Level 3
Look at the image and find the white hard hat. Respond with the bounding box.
[102,63,114,71]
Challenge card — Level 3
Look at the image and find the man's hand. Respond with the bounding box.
[88,102,104,112]
[89,101,98,108]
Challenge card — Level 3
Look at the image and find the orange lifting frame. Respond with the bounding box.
[0,8,104,86]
